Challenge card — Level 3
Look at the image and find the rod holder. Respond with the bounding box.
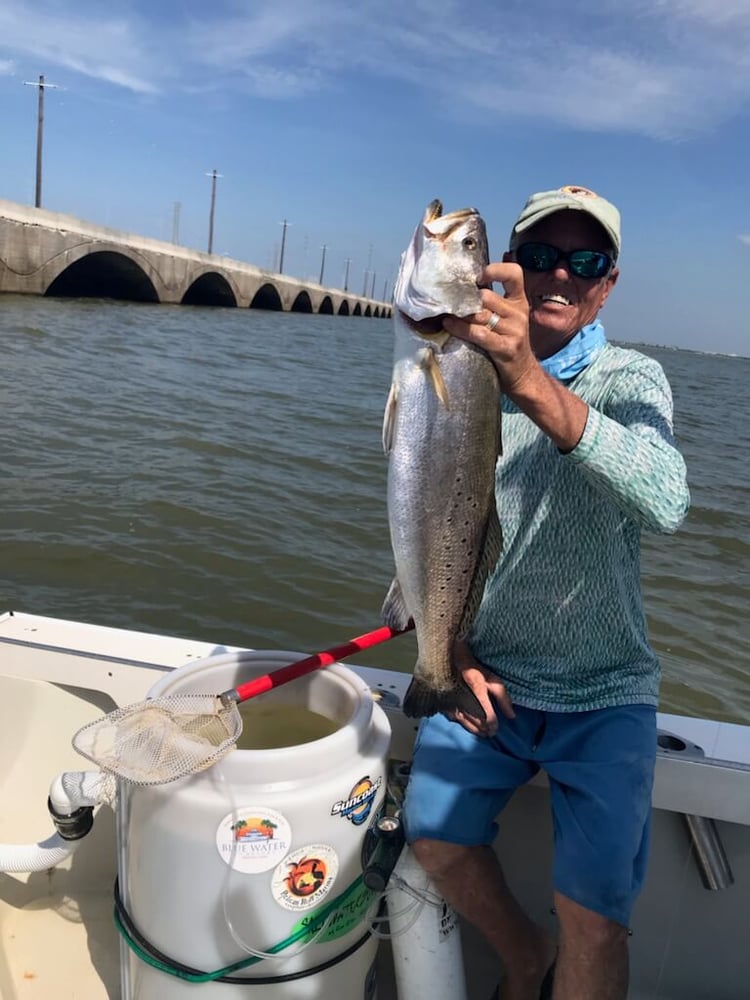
[684,814,734,891]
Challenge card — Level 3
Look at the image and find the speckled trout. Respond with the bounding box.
[382,200,502,719]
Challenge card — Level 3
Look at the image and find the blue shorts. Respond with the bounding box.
[402,703,656,927]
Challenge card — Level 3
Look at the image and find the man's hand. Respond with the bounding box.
[443,261,589,453]
[450,640,515,737]
[443,262,537,396]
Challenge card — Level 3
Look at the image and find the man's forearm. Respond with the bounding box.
[507,363,589,453]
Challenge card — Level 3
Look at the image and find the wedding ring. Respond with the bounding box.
[485,311,501,332]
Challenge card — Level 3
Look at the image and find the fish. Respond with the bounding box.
[381,199,503,720]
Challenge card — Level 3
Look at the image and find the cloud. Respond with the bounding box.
[740,235,750,247]
[0,2,161,94]
[1,0,749,137]
[0,58,15,75]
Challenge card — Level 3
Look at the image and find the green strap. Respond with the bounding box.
[115,874,370,983]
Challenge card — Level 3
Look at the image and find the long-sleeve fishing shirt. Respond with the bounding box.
[470,343,690,712]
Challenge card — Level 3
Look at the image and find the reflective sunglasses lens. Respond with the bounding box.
[569,251,610,278]
[516,243,557,271]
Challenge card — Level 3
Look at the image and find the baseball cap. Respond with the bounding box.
[510,185,621,259]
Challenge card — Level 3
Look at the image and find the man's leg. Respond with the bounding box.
[402,708,557,1000]
[412,838,556,1000]
[542,704,657,1000]
[552,893,628,1000]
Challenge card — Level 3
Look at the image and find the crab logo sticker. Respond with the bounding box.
[271,844,339,912]
[215,807,292,874]
[331,775,382,826]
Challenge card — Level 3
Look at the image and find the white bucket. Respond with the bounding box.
[116,649,391,999]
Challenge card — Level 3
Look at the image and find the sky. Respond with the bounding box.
[1,0,749,355]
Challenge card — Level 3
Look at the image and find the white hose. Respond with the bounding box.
[48,770,112,813]
[0,832,80,873]
[0,771,108,875]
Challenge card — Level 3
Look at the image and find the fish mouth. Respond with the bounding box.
[422,198,479,225]
[399,310,448,337]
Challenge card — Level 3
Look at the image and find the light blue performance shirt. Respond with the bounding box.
[470,342,690,712]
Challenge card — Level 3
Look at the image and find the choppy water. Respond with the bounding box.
[1,296,748,723]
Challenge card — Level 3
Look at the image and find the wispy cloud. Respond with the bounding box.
[0,2,161,94]
[1,0,750,138]
[740,235,750,247]
[0,58,15,75]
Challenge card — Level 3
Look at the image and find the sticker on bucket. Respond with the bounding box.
[271,844,339,912]
[215,807,292,873]
[330,775,382,826]
[291,878,377,943]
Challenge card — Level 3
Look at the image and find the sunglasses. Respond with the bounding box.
[515,242,613,280]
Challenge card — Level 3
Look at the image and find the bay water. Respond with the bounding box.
[1,296,748,723]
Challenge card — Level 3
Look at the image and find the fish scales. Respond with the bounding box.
[382,200,502,719]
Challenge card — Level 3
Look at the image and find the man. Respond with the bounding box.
[401,186,690,1000]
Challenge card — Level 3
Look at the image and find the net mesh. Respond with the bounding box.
[72,695,243,785]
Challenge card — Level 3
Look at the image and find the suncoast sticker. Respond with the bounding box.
[330,775,382,826]
[271,844,339,912]
[215,807,292,874]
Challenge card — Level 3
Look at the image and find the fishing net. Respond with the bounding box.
[72,695,243,786]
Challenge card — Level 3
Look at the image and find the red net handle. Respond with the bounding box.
[231,623,414,704]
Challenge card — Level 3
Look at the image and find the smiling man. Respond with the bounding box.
[401,186,691,1000]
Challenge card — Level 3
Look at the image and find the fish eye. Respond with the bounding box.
[462,237,477,250]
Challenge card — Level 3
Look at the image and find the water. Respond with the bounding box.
[1,296,748,723]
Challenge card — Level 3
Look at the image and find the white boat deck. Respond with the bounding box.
[1,611,749,999]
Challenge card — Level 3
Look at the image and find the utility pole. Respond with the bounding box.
[382,278,388,301]
[205,169,222,254]
[319,244,327,285]
[370,271,377,299]
[343,258,351,292]
[172,201,181,244]
[362,269,370,296]
[24,74,58,208]
[278,219,291,274]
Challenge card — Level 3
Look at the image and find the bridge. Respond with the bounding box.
[0,200,391,317]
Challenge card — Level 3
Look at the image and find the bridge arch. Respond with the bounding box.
[182,270,238,307]
[45,248,161,302]
[353,303,362,316]
[291,290,313,313]
[337,300,350,316]
[250,283,283,311]
[318,295,334,315]
[364,305,372,317]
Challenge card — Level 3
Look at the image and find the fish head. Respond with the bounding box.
[394,200,489,330]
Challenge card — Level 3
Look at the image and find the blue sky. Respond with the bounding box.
[1,0,749,355]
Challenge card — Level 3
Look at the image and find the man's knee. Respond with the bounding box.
[410,837,475,880]
[554,892,629,949]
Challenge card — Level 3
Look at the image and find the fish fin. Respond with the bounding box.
[420,348,449,408]
[458,505,503,639]
[382,383,398,454]
[402,676,486,721]
[381,577,412,632]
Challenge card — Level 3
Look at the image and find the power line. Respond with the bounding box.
[205,170,223,254]
[278,219,291,274]
[319,244,327,285]
[23,74,59,208]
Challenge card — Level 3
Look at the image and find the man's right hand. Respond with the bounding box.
[450,640,515,738]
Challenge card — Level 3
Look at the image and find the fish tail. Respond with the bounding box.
[402,676,486,722]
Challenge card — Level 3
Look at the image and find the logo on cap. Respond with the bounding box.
[560,185,598,198]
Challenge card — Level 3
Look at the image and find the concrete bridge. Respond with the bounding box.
[0,200,391,317]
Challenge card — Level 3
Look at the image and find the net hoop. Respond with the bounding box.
[72,694,243,786]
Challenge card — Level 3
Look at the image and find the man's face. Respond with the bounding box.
[507,209,619,359]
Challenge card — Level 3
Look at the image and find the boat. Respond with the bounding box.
[1,609,749,998]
